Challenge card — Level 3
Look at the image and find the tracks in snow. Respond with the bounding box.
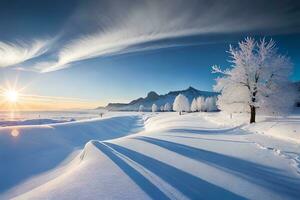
[251,140,300,174]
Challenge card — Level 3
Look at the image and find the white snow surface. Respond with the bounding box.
[203,109,300,143]
[0,111,300,200]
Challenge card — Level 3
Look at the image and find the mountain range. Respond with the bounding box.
[102,86,218,111]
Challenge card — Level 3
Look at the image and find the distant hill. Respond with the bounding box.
[104,86,218,111]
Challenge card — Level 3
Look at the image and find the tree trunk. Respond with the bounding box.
[250,106,256,123]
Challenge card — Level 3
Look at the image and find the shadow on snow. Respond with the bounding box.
[162,135,252,144]
[166,125,248,135]
[0,116,143,194]
[134,136,300,199]
[95,141,245,200]
[92,141,170,200]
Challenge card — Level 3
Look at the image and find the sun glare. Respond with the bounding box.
[11,129,19,137]
[5,90,19,103]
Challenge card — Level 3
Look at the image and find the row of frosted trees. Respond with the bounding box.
[139,94,217,114]
[190,96,217,112]
[172,94,217,115]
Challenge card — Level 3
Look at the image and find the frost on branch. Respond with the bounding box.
[212,37,297,123]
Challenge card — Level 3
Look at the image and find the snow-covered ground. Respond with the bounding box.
[203,109,300,143]
[0,111,300,199]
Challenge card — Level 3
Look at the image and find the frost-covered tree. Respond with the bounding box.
[173,94,190,115]
[191,98,198,112]
[164,102,171,112]
[211,96,218,111]
[139,105,144,112]
[197,96,205,112]
[152,104,158,112]
[213,37,296,123]
[205,97,217,112]
[160,105,164,112]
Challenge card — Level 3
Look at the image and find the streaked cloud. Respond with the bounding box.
[0,40,50,68]
[30,0,300,72]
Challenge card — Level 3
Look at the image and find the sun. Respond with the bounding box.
[5,90,19,103]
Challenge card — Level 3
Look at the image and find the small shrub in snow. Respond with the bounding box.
[98,109,107,118]
[173,94,190,115]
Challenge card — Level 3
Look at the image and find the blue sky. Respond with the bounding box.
[0,0,300,108]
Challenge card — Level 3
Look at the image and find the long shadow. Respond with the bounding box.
[103,142,245,200]
[167,126,248,135]
[163,135,251,144]
[92,141,170,200]
[134,136,300,199]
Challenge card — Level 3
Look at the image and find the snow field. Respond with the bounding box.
[1,112,300,200]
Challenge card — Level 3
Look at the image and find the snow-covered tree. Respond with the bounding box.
[205,97,217,112]
[160,105,164,112]
[211,96,218,111]
[190,98,198,112]
[197,96,205,112]
[173,94,190,115]
[139,105,144,112]
[152,104,158,112]
[213,37,296,123]
[164,103,171,111]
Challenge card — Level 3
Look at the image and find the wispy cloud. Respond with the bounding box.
[0,40,50,68]
[34,0,300,72]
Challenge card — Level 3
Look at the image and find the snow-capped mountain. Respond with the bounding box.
[105,86,218,111]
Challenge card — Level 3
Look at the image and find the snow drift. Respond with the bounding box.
[0,114,143,198]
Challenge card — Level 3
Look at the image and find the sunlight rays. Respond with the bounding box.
[0,92,101,111]
[4,90,19,103]
[0,75,101,112]
[0,86,101,112]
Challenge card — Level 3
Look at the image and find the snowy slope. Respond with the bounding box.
[1,112,300,200]
[0,113,143,198]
